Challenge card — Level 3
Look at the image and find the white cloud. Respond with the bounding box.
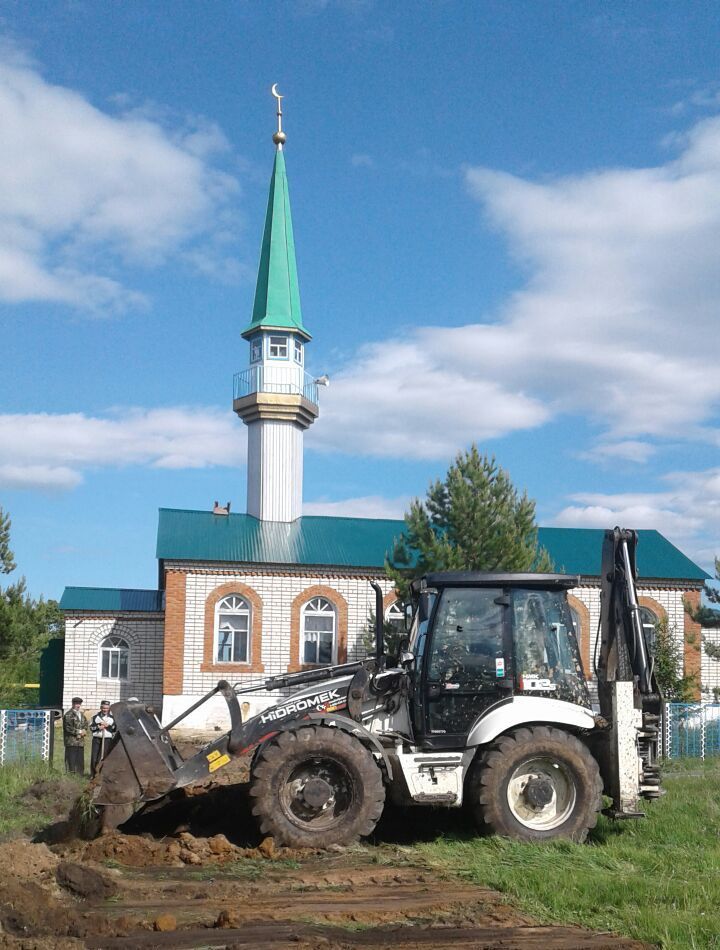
[308,341,549,459]
[0,48,239,313]
[578,441,657,464]
[0,408,245,490]
[0,465,82,491]
[311,113,720,460]
[553,467,720,569]
[304,494,408,519]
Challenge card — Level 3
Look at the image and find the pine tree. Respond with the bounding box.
[0,508,63,706]
[0,507,16,575]
[387,446,553,599]
[686,557,720,629]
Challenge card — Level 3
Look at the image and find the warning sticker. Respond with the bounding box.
[208,753,231,773]
[206,750,221,763]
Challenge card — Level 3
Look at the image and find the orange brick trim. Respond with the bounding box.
[163,571,186,695]
[637,595,667,624]
[164,564,387,581]
[288,585,348,673]
[201,581,265,674]
[383,590,399,611]
[682,589,702,701]
[567,594,591,680]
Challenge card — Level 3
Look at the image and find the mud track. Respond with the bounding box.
[0,759,650,948]
[81,856,648,949]
[1,834,649,949]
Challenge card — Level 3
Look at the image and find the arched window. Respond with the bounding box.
[301,597,336,665]
[639,606,658,657]
[99,636,129,680]
[384,601,405,635]
[215,594,251,664]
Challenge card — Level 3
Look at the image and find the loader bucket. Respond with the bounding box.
[93,681,246,832]
[94,700,182,807]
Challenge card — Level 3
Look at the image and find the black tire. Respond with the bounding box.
[467,726,603,843]
[249,725,385,848]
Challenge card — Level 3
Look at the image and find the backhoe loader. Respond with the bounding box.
[93,527,662,846]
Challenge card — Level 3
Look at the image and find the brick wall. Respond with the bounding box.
[62,612,164,712]
[173,565,397,698]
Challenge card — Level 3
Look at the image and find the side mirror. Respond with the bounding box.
[399,650,415,668]
[418,591,433,623]
[404,603,413,630]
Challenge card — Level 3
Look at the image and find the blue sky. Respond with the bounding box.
[1,1,719,599]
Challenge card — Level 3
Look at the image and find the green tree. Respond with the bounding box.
[651,616,696,701]
[387,446,553,599]
[685,557,720,628]
[0,507,16,574]
[0,507,63,707]
[361,612,407,662]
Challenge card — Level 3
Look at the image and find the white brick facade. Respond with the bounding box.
[62,572,705,728]
[62,612,164,713]
[161,564,396,728]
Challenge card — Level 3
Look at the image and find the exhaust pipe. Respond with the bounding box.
[370,582,385,668]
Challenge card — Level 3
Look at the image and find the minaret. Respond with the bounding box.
[233,85,320,522]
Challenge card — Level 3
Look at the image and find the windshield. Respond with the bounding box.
[512,588,590,707]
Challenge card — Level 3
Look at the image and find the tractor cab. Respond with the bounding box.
[407,573,590,747]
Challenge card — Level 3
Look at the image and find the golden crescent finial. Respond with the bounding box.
[271,83,286,149]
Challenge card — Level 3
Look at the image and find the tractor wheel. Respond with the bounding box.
[467,726,603,842]
[249,725,385,849]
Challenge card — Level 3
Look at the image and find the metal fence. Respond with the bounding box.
[0,709,57,765]
[664,703,720,760]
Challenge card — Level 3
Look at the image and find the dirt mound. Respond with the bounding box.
[0,839,59,881]
[0,937,83,949]
[80,829,311,868]
[56,861,117,900]
[0,878,83,939]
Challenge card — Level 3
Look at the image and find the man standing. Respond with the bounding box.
[90,700,116,777]
[62,697,88,774]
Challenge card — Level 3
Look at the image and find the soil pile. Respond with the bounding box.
[79,830,306,868]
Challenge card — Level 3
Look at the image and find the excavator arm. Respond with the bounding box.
[595,527,663,815]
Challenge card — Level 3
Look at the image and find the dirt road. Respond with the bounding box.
[0,757,650,949]
[0,831,649,950]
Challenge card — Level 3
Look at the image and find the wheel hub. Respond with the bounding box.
[506,756,577,831]
[523,776,554,808]
[300,776,334,809]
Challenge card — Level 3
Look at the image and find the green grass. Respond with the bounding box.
[0,760,83,836]
[419,758,720,949]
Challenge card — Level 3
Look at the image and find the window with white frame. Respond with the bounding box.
[250,338,262,363]
[301,597,336,665]
[215,594,251,663]
[268,335,288,359]
[293,338,303,364]
[639,606,658,657]
[99,636,129,680]
[385,601,404,634]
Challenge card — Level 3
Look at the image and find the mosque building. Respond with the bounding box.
[60,91,713,725]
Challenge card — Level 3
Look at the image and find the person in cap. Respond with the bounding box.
[62,697,88,774]
[90,700,117,777]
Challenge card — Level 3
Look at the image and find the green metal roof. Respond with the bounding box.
[157,509,400,569]
[242,149,310,341]
[60,587,164,613]
[156,509,709,581]
[538,527,709,580]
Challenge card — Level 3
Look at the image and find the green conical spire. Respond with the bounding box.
[242,149,310,340]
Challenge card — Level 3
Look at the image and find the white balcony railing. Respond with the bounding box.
[234,365,318,404]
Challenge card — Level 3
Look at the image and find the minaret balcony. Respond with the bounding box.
[233,366,319,429]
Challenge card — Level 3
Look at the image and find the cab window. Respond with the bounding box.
[428,588,504,689]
